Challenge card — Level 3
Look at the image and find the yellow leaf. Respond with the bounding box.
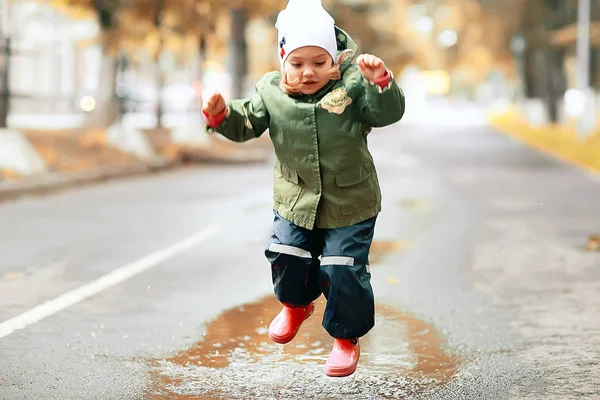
[584,235,600,252]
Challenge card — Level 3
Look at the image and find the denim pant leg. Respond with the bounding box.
[318,215,377,339]
[264,211,324,306]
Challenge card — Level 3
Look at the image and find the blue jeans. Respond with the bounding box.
[264,211,377,339]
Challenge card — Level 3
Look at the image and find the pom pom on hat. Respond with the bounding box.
[275,0,338,66]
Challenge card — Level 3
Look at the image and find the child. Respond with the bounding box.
[202,0,405,377]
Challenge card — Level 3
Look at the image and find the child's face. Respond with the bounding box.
[284,46,334,95]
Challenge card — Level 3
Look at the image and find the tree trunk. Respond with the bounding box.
[537,48,566,123]
[547,48,567,123]
[590,48,598,88]
[87,52,119,128]
[525,47,566,123]
[116,52,127,123]
[199,36,207,66]
[0,37,11,128]
[154,0,165,129]
[155,61,164,128]
[229,8,248,99]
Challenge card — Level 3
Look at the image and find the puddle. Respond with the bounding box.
[148,296,459,399]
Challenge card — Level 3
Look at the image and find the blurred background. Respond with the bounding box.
[0,0,597,123]
[0,0,598,180]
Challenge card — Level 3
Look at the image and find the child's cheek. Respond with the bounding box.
[285,67,296,79]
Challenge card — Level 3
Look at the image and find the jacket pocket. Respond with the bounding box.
[280,163,299,184]
[274,160,303,210]
[334,162,378,216]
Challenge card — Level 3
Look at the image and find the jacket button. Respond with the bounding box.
[313,188,320,194]
[307,154,314,162]
[304,117,311,124]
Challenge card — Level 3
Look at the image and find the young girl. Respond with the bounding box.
[202,0,405,377]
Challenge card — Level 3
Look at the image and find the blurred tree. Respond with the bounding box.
[110,0,215,127]
[467,0,573,118]
[58,0,122,126]
[0,37,10,128]
[222,0,285,97]
[61,0,215,127]
[519,0,570,123]
[61,0,285,124]
[90,0,122,127]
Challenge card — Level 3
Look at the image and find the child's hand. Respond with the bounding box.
[202,92,226,116]
[356,54,387,81]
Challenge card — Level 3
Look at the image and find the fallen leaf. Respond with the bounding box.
[399,198,430,212]
[369,240,409,265]
[584,235,600,252]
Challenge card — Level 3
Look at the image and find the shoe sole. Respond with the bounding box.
[324,362,358,377]
[325,346,360,377]
[268,331,295,344]
[268,303,315,345]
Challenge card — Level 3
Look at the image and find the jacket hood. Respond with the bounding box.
[334,26,358,73]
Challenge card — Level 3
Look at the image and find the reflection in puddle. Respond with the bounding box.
[148,296,459,399]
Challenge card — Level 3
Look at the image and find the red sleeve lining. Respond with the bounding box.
[202,107,228,128]
[369,70,391,88]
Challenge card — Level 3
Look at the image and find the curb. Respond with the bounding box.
[178,145,272,165]
[0,157,180,202]
[488,107,600,175]
[0,124,273,202]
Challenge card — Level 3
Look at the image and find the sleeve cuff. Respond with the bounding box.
[369,70,392,88]
[202,107,228,128]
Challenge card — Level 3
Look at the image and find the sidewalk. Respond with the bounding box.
[0,125,272,202]
[489,106,600,174]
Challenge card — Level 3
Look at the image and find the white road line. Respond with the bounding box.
[0,225,219,340]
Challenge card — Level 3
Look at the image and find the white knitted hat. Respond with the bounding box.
[275,0,338,67]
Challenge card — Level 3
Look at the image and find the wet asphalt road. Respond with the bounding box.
[1,118,599,399]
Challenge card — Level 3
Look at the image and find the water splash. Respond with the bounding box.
[147,296,460,399]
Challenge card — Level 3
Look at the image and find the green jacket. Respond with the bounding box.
[207,28,405,230]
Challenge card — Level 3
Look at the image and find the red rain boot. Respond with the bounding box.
[325,338,360,377]
[268,302,315,344]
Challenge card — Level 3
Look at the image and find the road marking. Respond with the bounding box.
[0,225,219,340]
